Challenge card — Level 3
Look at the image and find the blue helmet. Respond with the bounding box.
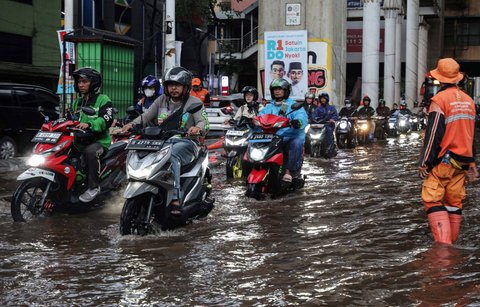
[318,92,329,103]
[141,75,161,94]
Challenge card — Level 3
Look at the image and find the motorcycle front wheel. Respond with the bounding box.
[11,178,49,222]
[337,134,346,149]
[226,155,243,179]
[119,195,151,235]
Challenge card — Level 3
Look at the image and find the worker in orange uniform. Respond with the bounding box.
[418,58,479,245]
[190,77,211,107]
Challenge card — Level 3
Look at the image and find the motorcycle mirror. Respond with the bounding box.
[126,105,138,115]
[185,102,203,114]
[291,102,304,111]
[81,106,96,116]
[37,106,45,113]
[112,107,119,115]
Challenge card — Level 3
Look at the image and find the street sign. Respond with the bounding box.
[286,3,301,26]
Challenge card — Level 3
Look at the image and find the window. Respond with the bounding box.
[36,90,60,113]
[0,32,32,64]
[15,90,37,108]
[0,89,13,107]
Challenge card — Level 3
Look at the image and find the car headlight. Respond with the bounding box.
[28,154,46,167]
[250,147,268,161]
[339,122,347,129]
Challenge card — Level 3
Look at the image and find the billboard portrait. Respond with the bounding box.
[264,30,308,100]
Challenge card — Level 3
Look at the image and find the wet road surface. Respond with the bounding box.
[1,134,480,305]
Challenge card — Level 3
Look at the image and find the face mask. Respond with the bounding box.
[346,103,351,108]
[144,88,155,97]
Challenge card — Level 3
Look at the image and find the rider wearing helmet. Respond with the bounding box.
[71,67,114,203]
[189,77,210,106]
[357,95,376,140]
[233,86,261,121]
[376,98,390,117]
[259,78,308,183]
[339,97,358,118]
[122,66,208,216]
[312,92,339,154]
[137,75,161,113]
[303,92,316,119]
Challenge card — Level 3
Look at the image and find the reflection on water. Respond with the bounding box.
[0,136,480,305]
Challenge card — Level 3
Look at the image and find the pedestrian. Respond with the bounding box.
[190,77,211,106]
[418,58,479,245]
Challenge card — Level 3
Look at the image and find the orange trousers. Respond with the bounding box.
[421,162,466,212]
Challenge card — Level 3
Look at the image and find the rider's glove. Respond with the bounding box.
[291,119,302,129]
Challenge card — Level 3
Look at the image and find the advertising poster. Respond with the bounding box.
[264,30,308,100]
[56,30,76,94]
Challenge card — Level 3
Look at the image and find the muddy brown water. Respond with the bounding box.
[1,135,479,306]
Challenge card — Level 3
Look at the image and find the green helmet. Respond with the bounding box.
[269,78,291,99]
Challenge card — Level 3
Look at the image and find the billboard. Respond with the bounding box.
[264,30,308,100]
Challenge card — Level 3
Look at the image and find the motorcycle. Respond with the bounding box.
[396,113,412,135]
[335,116,355,149]
[356,116,373,145]
[119,102,214,235]
[306,117,336,158]
[244,102,305,200]
[11,107,129,222]
[224,117,253,178]
[374,116,388,140]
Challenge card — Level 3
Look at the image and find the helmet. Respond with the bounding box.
[269,78,291,99]
[344,97,351,105]
[362,95,371,102]
[241,86,259,103]
[192,77,202,87]
[379,98,385,106]
[305,92,315,100]
[141,75,161,93]
[318,92,330,103]
[400,100,407,109]
[72,67,102,94]
[162,66,193,99]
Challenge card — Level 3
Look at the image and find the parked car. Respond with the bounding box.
[206,93,244,132]
[0,83,60,159]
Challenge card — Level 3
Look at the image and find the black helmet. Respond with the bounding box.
[162,66,193,99]
[318,92,330,103]
[379,98,385,106]
[72,67,102,94]
[269,78,291,99]
[241,86,259,103]
[344,97,351,105]
[305,92,315,100]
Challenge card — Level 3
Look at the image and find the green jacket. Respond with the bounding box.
[72,94,114,150]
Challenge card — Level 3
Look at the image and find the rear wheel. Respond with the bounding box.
[0,136,17,159]
[119,195,151,235]
[11,178,49,222]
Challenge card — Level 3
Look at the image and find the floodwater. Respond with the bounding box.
[1,134,480,306]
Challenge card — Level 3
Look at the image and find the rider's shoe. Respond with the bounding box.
[79,187,101,203]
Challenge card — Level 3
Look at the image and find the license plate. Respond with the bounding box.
[25,168,55,181]
[226,130,245,136]
[126,139,164,151]
[249,134,274,142]
[31,131,62,144]
[206,111,219,117]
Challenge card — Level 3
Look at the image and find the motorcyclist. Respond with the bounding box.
[71,67,114,203]
[233,86,261,121]
[136,75,161,113]
[357,95,376,140]
[376,99,390,117]
[259,78,308,183]
[303,92,316,119]
[312,92,339,152]
[339,98,358,118]
[390,103,399,116]
[391,101,413,117]
[122,66,207,216]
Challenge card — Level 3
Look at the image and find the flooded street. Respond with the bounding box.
[1,135,480,306]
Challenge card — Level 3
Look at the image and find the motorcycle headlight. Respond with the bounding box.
[225,137,248,147]
[250,147,268,162]
[273,121,284,128]
[41,140,69,155]
[339,122,347,130]
[389,123,395,128]
[310,132,322,139]
[361,123,369,131]
[128,147,170,179]
[27,154,46,167]
[399,120,406,127]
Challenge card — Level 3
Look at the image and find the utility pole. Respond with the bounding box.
[164,0,176,72]
[64,0,74,29]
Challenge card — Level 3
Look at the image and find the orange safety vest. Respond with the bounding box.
[190,88,209,103]
[429,87,476,160]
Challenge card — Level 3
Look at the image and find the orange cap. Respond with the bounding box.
[430,58,463,84]
[192,78,201,86]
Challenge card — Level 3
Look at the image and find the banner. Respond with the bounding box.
[264,30,308,100]
[56,30,75,94]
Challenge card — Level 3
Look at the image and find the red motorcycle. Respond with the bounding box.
[244,103,305,199]
[11,107,130,222]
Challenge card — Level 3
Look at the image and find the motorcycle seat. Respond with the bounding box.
[102,141,127,161]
